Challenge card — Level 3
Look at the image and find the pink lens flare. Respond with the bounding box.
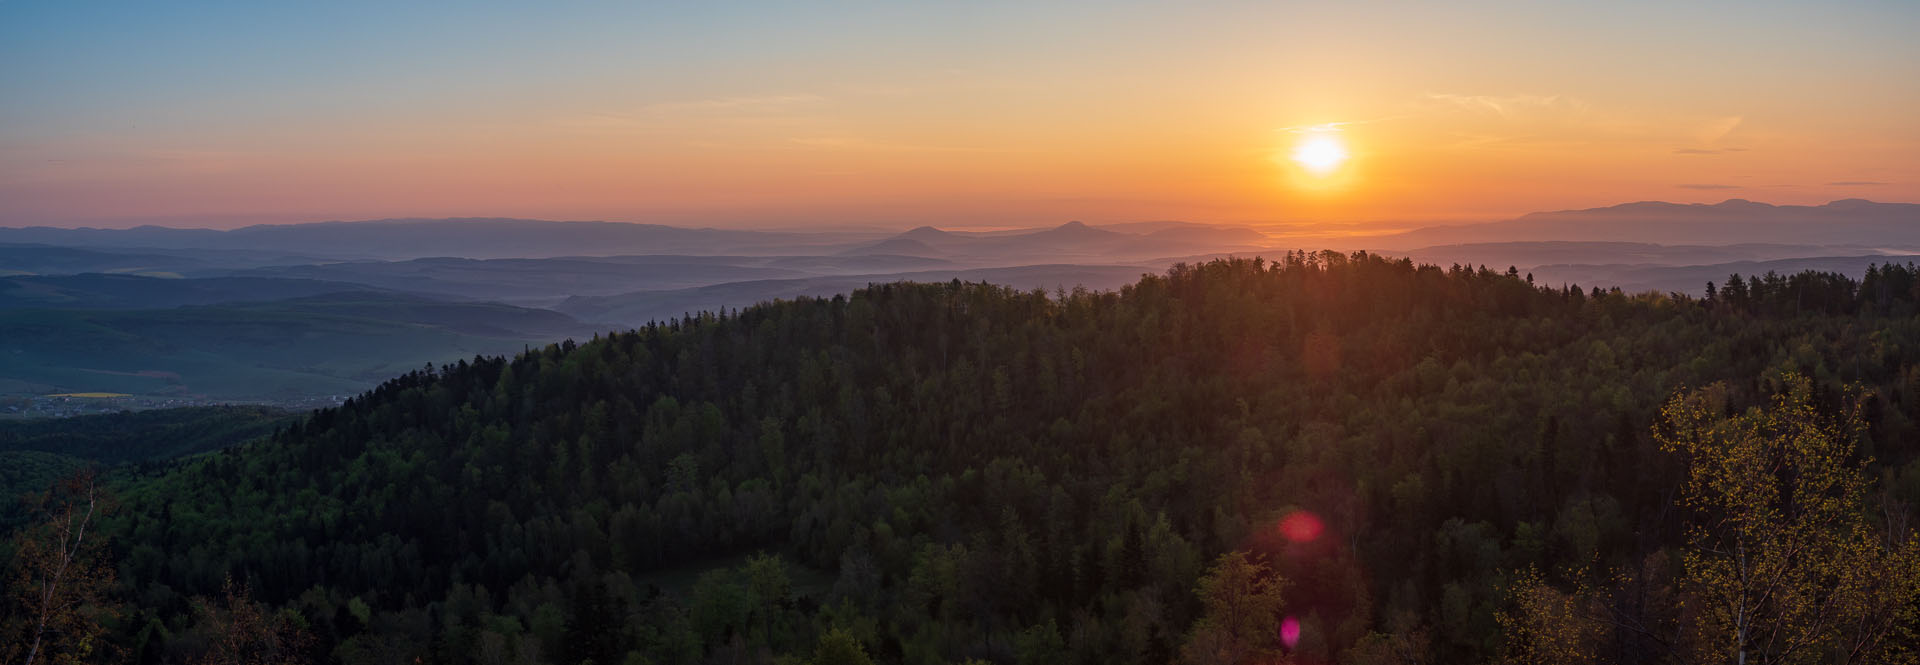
[1281,615,1301,649]
[1278,510,1324,543]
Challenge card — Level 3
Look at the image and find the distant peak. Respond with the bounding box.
[1825,198,1878,208]
[1607,201,1690,211]
[1040,221,1115,237]
[896,225,955,241]
[1714,198,1773,209]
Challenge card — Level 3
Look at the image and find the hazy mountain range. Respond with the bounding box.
[1381,199,1920,247]
[3,198,1916,402]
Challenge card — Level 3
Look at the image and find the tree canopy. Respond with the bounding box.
[5,253,1920,664]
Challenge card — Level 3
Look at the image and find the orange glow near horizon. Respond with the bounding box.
[2,3,1916,230]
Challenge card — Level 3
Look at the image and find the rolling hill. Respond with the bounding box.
[554,263,1157,325]
[0,292,599,399]
[0,218,889,260]
[0,273,385,310]
[229,254,955,306]
[30,256,1918,663]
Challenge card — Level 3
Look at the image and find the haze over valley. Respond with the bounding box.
[6,197,1918,408]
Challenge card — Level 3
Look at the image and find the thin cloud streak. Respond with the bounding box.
[1425,93,1589,117]
[1276,116,1414,133]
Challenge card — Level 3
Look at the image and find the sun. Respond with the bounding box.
[1291,134,1349,175]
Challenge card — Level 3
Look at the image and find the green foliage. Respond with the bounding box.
[1503,377,1920,664]
[0,406,290,464]
[1014,619,1065,665]
[1180,551,1287,665]
[1659,378,1920,664]
[809,627,873,665]
[0,406,289,525]
[7,254,1920,663]
[0,450,86,522]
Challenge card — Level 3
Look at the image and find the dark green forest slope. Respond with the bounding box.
[6,253,1920,664]
[0,406,290,524]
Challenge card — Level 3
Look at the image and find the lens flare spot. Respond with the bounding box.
[1281,615,1302,649]
[1278,510,1324,543]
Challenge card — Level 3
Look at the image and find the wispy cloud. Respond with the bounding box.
[1828,180,1889,186]
[1423,92,1751,157]
[1276,116,1412,133]
[1677,183,1742,190]
[1425,93,1588,116]
[1696,115,1743,143]
[1278,122,1349,134]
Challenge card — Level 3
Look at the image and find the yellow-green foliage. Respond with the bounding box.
[1181,551,1288,665]
[1496,568,1605,665]
[1656,376,1920,664]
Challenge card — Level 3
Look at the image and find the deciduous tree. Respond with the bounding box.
[1657,378,1920,664]
[1,470,117,665]
[1180,551,1288,665]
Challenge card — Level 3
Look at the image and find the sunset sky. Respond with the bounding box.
[3,1,1916,230]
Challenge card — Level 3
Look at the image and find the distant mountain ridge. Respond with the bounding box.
[0,273,385,310]
[8,199,1920,403]
[8,198,1920,310]
[0,217,1278,264]
[1377,199,1920,248]
[0,218,884,260]
[847,220,1270,263]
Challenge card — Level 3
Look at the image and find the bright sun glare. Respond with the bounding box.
[1291,134,1349,175]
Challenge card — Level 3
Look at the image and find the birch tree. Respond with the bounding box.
[1,470,117,665]
[1657,378,1920,664]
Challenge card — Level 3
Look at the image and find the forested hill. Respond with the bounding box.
[10,253,1920,664]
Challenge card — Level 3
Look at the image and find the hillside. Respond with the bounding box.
[555,264,1155,326]
[0,273,384,310]
[228,255,961,307]
[15,254,1918,664]
[0,243,212,276]
[0,406,291,522]
[0,292,599,399]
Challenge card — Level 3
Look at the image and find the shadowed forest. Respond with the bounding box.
[5,253,1919,664]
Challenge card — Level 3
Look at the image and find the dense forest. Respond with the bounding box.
[5,253,1920,664]
[0,406,290,526]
